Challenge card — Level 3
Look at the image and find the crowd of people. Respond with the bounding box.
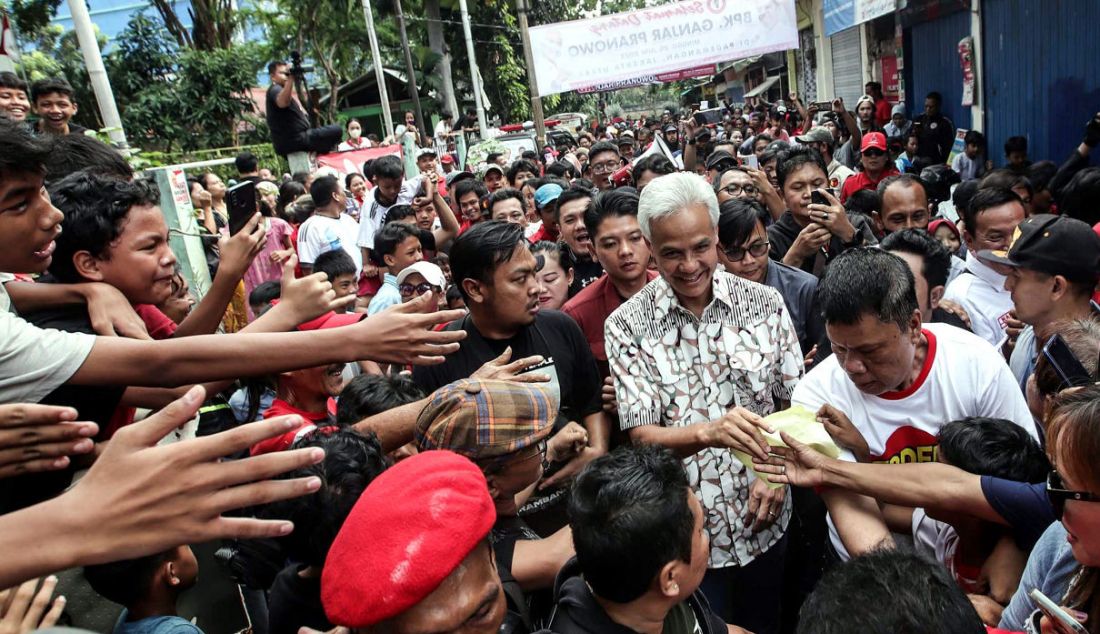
[0,63,1099,634]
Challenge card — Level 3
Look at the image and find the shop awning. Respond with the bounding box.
[743,75,780,99]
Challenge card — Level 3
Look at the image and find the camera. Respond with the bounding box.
[289,51,314,76]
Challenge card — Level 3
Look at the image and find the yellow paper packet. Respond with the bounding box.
[731,405,842,489]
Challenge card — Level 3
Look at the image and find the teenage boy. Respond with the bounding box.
[562,188,656,376]
[311,249,357,313]
[48,171,268,339]
[0,72,30,123]
[527,183,563,243]
[0,120,465,407]
[356,155,420,276]
[367,222,424,315]
[84,546,202,634]
[488,187,528,226]
[555,186,605,295]
[587,141,621,191]
[297,175,362,276]
[30,78,86,136]
[454,179,489,233]
[551,445,745,634]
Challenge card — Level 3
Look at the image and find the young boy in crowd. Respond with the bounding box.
[336,374,425,461]
[31,77,86,136]
[1004,135,1030,173]
[952,131,987,181]
[251,312,363,455]
[0,72,31,123]
[311,249,357,314]
[84,546,202,634]
[262,430,390,634]
[366,222,424,315]
[48,171,266,339]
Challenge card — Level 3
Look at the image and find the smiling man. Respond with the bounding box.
[555,186,605,296]
[790,247,1035,562]
[606,172,803,634]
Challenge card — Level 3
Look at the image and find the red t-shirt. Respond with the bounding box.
[562,271,658,363]
[874,97,892,128]
[840,166,901,203]
[528,222,559,244]
[134,304,178,340]
[251,398,337,456]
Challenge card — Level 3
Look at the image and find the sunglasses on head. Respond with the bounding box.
[1047,470,1100,519]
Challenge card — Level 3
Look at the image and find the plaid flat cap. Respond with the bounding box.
[415,379,557,459]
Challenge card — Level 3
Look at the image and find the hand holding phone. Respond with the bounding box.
[226,180,258,236]
[1030,589,1089,634]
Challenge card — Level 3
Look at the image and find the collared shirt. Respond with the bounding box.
[562,270,659,366]
[765,260,822,355]
[606,271,804,568]
[367,274,401,315]
[943,251,1014,347]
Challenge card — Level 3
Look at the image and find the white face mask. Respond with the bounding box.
[349,128,362,139]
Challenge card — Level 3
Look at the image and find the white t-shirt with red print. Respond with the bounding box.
[792,322,1036,559]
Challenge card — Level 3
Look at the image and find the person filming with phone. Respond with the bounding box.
[766,146,877,277]
[265,57,342,157]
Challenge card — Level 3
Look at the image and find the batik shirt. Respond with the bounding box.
[606,272,803,567]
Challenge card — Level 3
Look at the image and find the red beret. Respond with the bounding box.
[321,450,496,628]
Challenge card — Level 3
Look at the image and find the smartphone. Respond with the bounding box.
[812,101,832,111]
[1029,589,1089,633]
[226,180,258,236]
[741,154,758,169]
[811,190,830,207]
[1043,333,1092,389]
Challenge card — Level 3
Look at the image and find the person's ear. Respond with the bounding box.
[930,285,945,310]
[565,268,575,287]
[908,310,923,342]
[462,278,485,305]
[961,228,974,250]
[166,560,181,586]
[383,253,396,269]
[72,250,105,282]
[657,561,681,598]
[1051,275,1069,302]
[871,211,884,234]
[484,474,504,501]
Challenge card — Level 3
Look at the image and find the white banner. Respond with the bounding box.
[528,0,799,97]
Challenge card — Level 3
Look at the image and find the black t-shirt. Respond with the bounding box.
[569,257,604,298]
[266,84,310,155]
[412,310,603,426]
[267,564,330,634]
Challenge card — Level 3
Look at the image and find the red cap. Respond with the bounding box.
[322,450,496,627]
[861,131,887,152]
[440,154,454,165]
[280,301,364,331]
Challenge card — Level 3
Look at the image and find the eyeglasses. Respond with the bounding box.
[724,240,770,261]
[721,183,758,197]
[591,160,620,174]
[863,149,886,158]
[1047,471,1100,519]
[399,282,440,297]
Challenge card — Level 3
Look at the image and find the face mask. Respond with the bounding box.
[349,129,362,139]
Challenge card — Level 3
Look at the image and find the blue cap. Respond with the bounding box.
[534,183,563,210]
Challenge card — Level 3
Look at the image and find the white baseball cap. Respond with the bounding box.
[396,261,447,289]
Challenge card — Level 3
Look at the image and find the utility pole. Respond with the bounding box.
[66,0,128,149]
[514,0,545,146]
[361,0,394,139]
[458,0,488,135]
[394,0,427,141]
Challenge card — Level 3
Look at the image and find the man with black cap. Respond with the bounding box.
[617,132,636,162]
[704,150,738,184]
[977,214,1100,389]
[322,450,508,634]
